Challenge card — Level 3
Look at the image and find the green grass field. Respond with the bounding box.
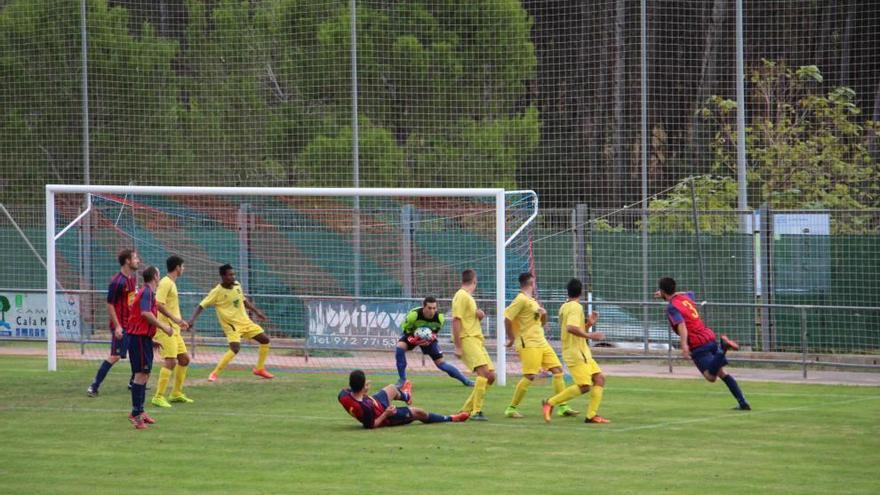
[1,356,878,495]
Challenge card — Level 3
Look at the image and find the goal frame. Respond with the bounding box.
[46,185,537,385]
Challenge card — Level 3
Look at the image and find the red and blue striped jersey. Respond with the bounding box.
[666,291,716,349]
[106,271,136,331]
[338,389,384,429]
[127,286,158,337]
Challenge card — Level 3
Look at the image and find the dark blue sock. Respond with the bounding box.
[437,362,470,385]
[722,374,747,406]
[129,373,135,387]
[424,412,451,423]
[92,360,114,389]
[395,347,407,382]
[130,383,140,416]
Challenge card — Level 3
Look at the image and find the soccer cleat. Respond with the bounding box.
[470,411,488,421]
[733,403,751,411]
[464,379,475,387]
[450,411,470,422]
[252,368,275,379]
[504,406,524,419]
[151,396,172,408]
[169,394,194,404]
[400,380,413,405]
[87,385,98,397]
[140,412,156,424]
[128,413,148,430]
[720,334,740,353]
[557,404,580,417]
[208,371,218,382]
[541,400,554,423]
[585,415,611,424]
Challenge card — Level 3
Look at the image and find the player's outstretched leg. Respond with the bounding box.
[410,407,469,423]
[585,373,610,423]
[395,341,408,386]
[252,333,274,379]
[717,368,750,410]
[433,358,473,386]
[88,356,119,397]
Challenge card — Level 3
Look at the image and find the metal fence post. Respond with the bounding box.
[401,204,414,299]
[800,306,808,379]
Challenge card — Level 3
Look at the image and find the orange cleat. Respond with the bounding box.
[541,399,554,423]
[128,413,148,430]
[208,371,218,382]
[450,411,470,422]
[252,368,275,379]
[720,334,740,352]
[585,415,611,424]
[400,380,413,405]
[140,412,156,424]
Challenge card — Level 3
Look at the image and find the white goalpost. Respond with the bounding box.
[46,185,538,386]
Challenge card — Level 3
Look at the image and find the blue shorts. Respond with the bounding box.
[691,341,727,375]
[373,389,414,427]
[125,334,154,375]
[110,331,127,358]
[398,335,444,361]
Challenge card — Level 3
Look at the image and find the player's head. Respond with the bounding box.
[567,278,583,299]
[142,266,160,285]
[118,249,140,270]
[519,272,535,290]
[166,255,184,276]
[219,264,235,284]
[422,296,438,319]
[461,269,477,289]
[658,277,676,298]
[349,369,368,393]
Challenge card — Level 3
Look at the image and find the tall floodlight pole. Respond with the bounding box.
[350,0,362,298]
[640,0,650,352]
[735,0,748,231]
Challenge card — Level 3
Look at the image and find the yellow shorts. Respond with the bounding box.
[567,358,602,386]
[222,322,264,344]
[518,344,562,375]
[460,338,495,372]
[154,329,188,359]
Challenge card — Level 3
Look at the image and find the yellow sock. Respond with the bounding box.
[587,385,604,419]
[460,389,475,414]
[510,377,531,407]
[171,364,188,397]
[472,376,490,413]
[213,350,236,374]
[154,366,172,399]
[256,344,270,370]
[548,384,583,406]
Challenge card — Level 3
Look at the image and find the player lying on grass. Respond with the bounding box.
[395,296,473,387]
[542,278,610,424]
[655,277,751,411]
[338,370,470,429]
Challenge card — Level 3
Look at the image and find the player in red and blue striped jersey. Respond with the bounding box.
[87,249,140,397]
[125,266,173,429]
[338,370,470,429]
[655,277,751,410]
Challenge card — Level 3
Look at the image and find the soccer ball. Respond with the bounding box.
[414,327,434,342]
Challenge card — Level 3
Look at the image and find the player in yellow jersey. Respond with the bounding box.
[187,264,275,381]
[541,278,610,424]
[151,256,194,407]
[452,269,494,421]
[503,272,576,419]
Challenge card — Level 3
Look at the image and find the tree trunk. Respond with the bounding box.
[688,0,728,174]
[612,0,626,206]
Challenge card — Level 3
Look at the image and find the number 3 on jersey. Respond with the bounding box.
[680,299,699,318]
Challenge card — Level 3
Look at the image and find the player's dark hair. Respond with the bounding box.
[166,255,184,273]
[461,269,476,284]
[519,272,534,287]
[143,266,159,284]
[423,296,437,306]
[118,249,135,266]
[659,277,676,295]
[567,278,583,298]
[349,369,367,392]
[219,264,233,276]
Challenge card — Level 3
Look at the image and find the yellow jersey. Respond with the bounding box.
[199,282,253,329]
[156,276,181,331]
[559,300,592,362]
[504,292,547,348]
[452,288,483,340]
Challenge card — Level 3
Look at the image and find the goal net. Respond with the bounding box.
[46,185,537,386]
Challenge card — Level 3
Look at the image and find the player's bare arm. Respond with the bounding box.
[142,310,173,337]
[107,302,123,338]
[452,317,463,357]
[187,304,204,328]
[675,322,690,358]
[244,298,267,322]
[476,308,485,320]
[504,318,515,347]
[157,302,189,330]
[373,405,395,428]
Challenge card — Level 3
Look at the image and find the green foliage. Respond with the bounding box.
[647,176,740,233]
[702,60,880,212]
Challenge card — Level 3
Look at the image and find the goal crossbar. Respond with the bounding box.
[45,185,532,386]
